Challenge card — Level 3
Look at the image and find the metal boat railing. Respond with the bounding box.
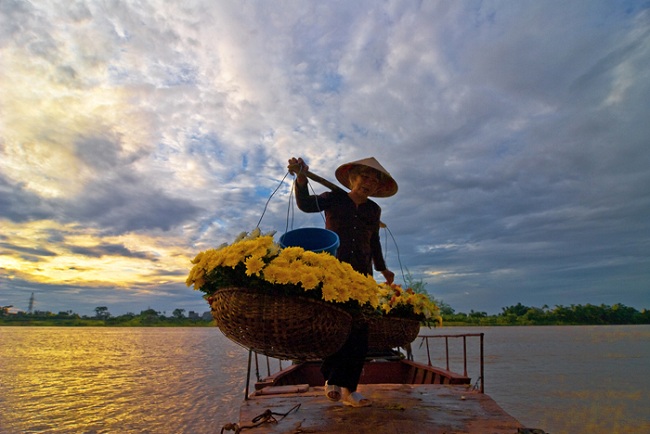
[416,332,485,393]
[245,332,486,399]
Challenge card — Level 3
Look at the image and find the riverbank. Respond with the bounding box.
[0,318,213,327]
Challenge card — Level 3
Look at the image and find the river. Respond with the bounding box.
[0,325,648,433]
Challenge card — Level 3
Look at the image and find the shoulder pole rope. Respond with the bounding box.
[256,168,336,230]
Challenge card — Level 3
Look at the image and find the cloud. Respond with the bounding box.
[1,1,649,316]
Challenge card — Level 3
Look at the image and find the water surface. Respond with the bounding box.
[1,325,648,433]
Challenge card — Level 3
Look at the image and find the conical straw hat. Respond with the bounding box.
[335,157,398,198]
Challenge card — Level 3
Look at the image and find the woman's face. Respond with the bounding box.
[349,168,381,197]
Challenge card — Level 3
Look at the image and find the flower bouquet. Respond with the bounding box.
[368,284,442,350]
[186,228,441,359]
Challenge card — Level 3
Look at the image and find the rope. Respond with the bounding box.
[284,167,327,234]
[257,169,326,234]
[255,171,292,229]
[382,224,407,285]
[220,404,301,433]
[285,175,295,235]
[305,177,327,225]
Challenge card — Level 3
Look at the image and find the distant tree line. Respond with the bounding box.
[437,302,650,325]
[2,302,648,326]
[0,306,213,326]
[400,274,649,326]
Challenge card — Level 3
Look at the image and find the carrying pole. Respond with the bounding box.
[302,171,345,192]
[287,162,345,193]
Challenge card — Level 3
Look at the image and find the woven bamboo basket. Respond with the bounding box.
[210,287,353,360]
[367,316,421,351]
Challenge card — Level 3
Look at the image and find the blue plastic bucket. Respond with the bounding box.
[279,227,340,256]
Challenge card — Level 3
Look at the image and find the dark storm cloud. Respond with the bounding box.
[0,242,57,263]
[68,243,157,260]
[0,174,56,222]
[66,176,204,233]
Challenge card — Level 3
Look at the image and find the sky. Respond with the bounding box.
[1,0,649,317]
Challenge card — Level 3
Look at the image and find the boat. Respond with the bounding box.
[219,332,547,434]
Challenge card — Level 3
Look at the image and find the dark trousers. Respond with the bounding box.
[320,321,369,392]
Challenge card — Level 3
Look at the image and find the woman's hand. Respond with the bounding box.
[288,157,309,185]
[381,269,395,285]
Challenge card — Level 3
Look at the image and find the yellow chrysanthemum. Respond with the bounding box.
[187,228,439,321]
[244,256,265,277]
[262,262,293,285]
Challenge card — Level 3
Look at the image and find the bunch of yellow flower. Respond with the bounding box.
[186,228,439,321]
[186,228,279,290]
[378,283,442,324]
[262,247,379,306]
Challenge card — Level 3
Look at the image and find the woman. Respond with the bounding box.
[287,156,397,407]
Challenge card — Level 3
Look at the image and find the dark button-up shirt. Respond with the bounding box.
[295,183,387,275]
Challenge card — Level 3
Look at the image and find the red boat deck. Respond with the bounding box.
[225,335,537,433]
[237,383,524,433]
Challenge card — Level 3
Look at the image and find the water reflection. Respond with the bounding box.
[0,328,248,434]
